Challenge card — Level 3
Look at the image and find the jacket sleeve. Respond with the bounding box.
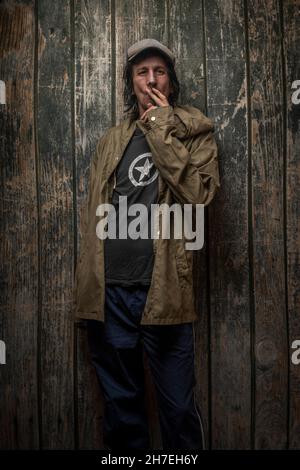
[137,105,220,207]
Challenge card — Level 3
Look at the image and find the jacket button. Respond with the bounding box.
[150,116,156,121]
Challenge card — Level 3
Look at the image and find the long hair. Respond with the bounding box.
[122,48,180,121]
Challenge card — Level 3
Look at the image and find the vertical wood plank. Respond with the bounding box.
[283,0,300,449]
[248,0,288,449]
[74,0,112,449]
[115,0,170,448]
[169,0,209,448]
[205,0,252,448]
[115,0,167,122]
[0,0,39,449]
[37,0,74,448]
[169,0,206,110]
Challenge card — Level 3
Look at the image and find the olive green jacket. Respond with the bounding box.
[73,104,220,324]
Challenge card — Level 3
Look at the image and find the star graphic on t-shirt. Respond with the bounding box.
[135,158,154,182]
[128,153,158,187]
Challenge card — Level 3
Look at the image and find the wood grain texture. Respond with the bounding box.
[0,0,39,449]
[0,0,299,451]
[169,0,206,110]
[283,0,300,449]
[248,0,288,449]
[74,0,112,449]
[169,0,209,449]
[37,0,74,448]
[205,0,252,449]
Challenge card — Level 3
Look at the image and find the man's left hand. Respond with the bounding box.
[140,86,170,122]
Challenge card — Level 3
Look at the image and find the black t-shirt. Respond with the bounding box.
[104,126,159,286]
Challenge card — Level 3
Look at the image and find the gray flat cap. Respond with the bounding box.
[127,38,175,65]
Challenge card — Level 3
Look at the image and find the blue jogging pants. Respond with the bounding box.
[86,285,205,451]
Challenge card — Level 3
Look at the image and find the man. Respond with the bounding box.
[73,39,220,450]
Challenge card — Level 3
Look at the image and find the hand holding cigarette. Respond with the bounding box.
[140,86,170,122]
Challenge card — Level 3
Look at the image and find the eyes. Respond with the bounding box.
[138,69,166,75]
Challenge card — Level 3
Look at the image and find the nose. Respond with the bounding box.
[147,70,156,87]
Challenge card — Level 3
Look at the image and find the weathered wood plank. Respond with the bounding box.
[169,0,206,111]
[205,0,252,448]
[169,0,209,449]
[37,0,74,448]
[248,0,288,449]
[74,0,112,449]
[0,1,39,449]
[115,0,167,123]
[283,0,300,449]
[115,0,170,449]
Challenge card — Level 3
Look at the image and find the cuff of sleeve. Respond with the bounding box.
[147,105,175,128]
[137,105,176,134]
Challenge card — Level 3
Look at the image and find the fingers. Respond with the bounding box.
[146,86,169,107]
[151,87,163,97]
[146,86,160,95]
[146,86,163,105]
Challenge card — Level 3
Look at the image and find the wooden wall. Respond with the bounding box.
[0,0,299,449]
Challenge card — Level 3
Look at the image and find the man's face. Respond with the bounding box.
[131,54,173,118]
